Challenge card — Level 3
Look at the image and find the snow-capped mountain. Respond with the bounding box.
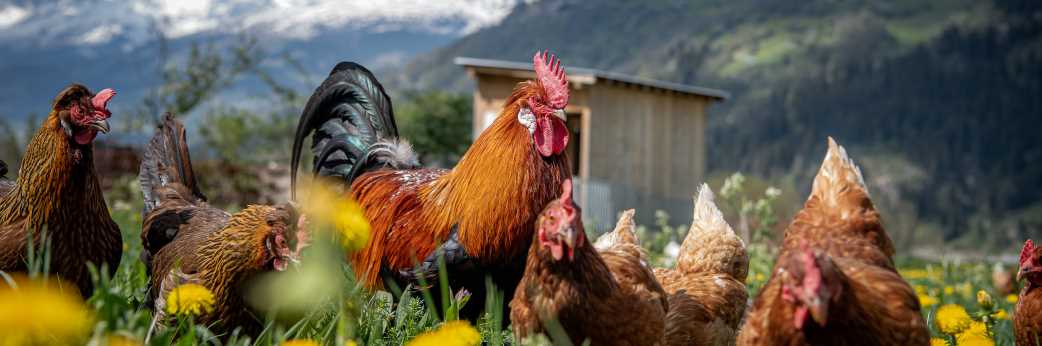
[0,0,520,122]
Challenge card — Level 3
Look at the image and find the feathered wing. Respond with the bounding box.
[139,114,206,214]
[290,62,418,198]
[837,257,930,345]
[138,114,230,305]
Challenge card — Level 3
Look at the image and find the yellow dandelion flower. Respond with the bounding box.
[935,304,972,335]
[301,181,371,252]
[995,309,1009,320]
[918,293,939,308]
[930,338,948,346]
[755,273,765,282]
[977,290,994,310]
[915,284,927,295]
[282,340,321,346]
[956,333,995,346]
[960,321,989,339]
[406,320,482,346]
[943,286,954,295]
[1007,294,1018,304]
[0,277,93,344]
[165,283,215,317]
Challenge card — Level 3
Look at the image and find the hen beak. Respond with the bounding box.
[89,119,110,134]
[807,297,828,326]
[1018,266,1037,282]
[561,225,576,249]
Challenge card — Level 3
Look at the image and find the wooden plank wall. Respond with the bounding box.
[587,81,708,227]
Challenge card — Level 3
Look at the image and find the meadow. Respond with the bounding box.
[0,175,1020,346]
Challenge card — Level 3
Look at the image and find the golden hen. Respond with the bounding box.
[139,114,305,335]
[0,84,121,297]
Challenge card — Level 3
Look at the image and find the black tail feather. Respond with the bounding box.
[139,113,206,214]
[291,62,416,199]
[0,160,7,178]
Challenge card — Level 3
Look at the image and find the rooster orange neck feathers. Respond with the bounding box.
[422,52,573,263]
[427,81,570,262]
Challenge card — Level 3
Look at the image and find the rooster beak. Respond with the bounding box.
[553,109,566,121]
[89,118,110,134]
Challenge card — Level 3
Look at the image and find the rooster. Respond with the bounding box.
[0,84,121,297]
[289,53,572,318]
[139,114,303,335]
[1015,239,1042,345]
[737,138,929,345]
[652,184,748,346]
[511,180,668,345]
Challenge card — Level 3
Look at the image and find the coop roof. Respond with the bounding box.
[455,56,729,100]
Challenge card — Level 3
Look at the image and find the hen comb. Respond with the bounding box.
[1021,239,1035,266]
[533,50,570,109]
[560,178,573,205]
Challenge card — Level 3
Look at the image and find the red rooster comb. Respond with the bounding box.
[533,50,570,109]
[92,88,116,117]
[1022,239,1035,266]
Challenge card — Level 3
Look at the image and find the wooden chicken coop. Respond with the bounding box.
[456,57,728,228]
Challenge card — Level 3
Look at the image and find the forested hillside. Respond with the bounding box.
[386,0,1042,251]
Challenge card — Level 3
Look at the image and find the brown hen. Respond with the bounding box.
[738,245,929,345]
[652,184,748,346]
[737,137,928,346]
[1015,239,1042,345]
[0,84,121,297]
[511,180,668,345]
[778,137,895,270]
[139,114,303,335]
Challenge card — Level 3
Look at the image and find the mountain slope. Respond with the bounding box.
[389,0,1042,247]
